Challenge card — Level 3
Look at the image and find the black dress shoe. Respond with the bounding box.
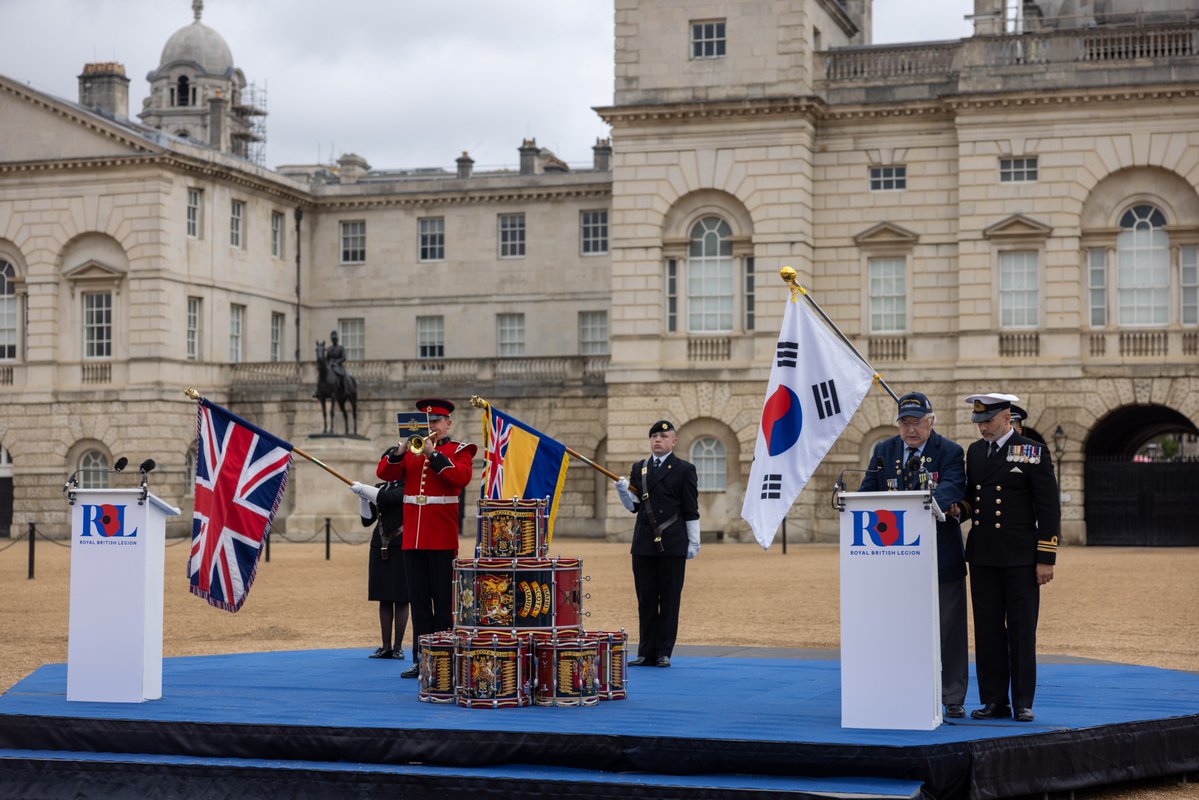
[400,664,420,679]
[629,656,653,667]
[656,656,671,668]
[390,650,405,660]
[945,704,965,718]
[970,703,1012,719]
[1014,707,1035,722]
[368,647,393,659]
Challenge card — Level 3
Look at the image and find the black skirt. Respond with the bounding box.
[367,524,409,603]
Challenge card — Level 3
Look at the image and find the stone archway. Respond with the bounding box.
[1084,405,1199,546]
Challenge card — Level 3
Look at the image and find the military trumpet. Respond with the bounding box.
[407,433,427,455]
[396,411,433,456]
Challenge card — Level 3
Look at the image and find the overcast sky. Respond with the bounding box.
[0,1,974,172]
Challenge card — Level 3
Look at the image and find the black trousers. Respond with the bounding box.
[939,577,969,706]
[631,554,686,660]
[969,564,1040,709]
[403,549,455,654]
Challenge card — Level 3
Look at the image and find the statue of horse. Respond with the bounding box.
[315,340,358,436]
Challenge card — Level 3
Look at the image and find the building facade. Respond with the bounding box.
[1,0,1197,546]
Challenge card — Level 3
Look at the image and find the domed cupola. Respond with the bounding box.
[139,1,266,162]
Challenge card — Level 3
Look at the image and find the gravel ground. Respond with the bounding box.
[2,536,1197,799]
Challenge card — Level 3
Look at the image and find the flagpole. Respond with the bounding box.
[469,395,621,481]
[184,388,355,485]
[778,267,900,404]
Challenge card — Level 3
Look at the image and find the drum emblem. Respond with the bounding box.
[490,513,517,557]
[470,654,500,698]
[477,574,514,626]
[519,580,548,618]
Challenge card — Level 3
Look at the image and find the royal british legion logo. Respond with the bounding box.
[80,503,138,542]
[850,508,919,553]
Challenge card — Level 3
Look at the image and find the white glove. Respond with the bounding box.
[350,482,379,504]
[359,496,373,519]
[686,519,701,560]
[614,477,636,512]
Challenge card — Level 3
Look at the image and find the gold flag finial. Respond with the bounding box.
[184,387,201,400]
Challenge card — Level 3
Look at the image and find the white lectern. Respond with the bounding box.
[66,488,180,702]
[838,489,941,730]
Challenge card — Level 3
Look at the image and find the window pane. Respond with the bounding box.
[1117,206,1169,326]
[271,312,285,362]
[419,217,445,261]
[497,313,525,356]
[79,450,109,490]
[341,221,366,263]
[83,292,112,359]
[187,188,202,238]
[691,437,727,491]
[230,200,244,248]
[579,311,608,355]
[581,210,608,255]
[1182,245,1198,326]
[1088,248,1107,327]
[0,261,16,359]
[229,304,244,362]
[271,211,284,258]
[417,315,445,358]
[687,217,734,332]
[499,214,525,258]
[999,251,1039,329]
[1000,157,1038,182]
[338,318,366,360]
[869,165,907,191]
[868,257,906,333]
[187,296,202,361]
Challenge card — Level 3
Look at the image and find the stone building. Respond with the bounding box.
[1,0,1196,546]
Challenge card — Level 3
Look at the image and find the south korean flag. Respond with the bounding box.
[741,293,876,549]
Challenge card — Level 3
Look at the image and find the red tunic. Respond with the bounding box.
[376,440,476,551]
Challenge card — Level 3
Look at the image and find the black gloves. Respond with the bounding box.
[427,450,453,473]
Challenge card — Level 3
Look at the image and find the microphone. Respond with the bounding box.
[138,459,156,505]
[114,456,129,472]
[832,458,886,511]
[139,459,156,474]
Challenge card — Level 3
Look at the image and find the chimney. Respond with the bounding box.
[208,91,227,150]
[972,0,1006,35]
[593,138,613,172]
[78,62,130,118]
[519,138,539,176]
[456,151,474,179]
[337,153,371,184]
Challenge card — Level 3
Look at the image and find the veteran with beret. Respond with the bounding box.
[960,393,1060,723]
[614,420,700,668]
[859,392,970,719]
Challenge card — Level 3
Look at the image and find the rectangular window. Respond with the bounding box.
[186,296,202,361]
[83,292,112,359]
[999,251,1039,328]
[271,211,285,258]
[498,214,525,258]
[0,264,18,360]
[271,312,285,362]
[230,200,245,248]
[340,220,366,264]
[868,257,907,333]
[229,303,244,363]
[1088,248,1108,327]
[744,257,756,331]
[581,210,608,255]
[688,257,734,333]
[419,217,445,261]
[691,19,726,58]
[497,313,525,356]
[417,315,445,359]
[1000,156,1039,183]
[1117,227,1169,326]
[579,311,609,355]
[666,259,678,333]
[338,318,366,360]
[869,165,906,191]
[1183,245,1198,326]
[187,188,202,239]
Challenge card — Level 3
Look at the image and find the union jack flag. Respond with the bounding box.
[190,398,294,612]
[483,410,513,499]
[478,401,569,541]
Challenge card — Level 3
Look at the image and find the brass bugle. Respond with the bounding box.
[408,434,426,455]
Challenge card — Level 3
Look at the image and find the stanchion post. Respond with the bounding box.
[781,516,787,555]
[325,517,331,561]
[265,530,271,563]
[27,521,35,579]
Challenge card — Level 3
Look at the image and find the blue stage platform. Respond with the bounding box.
[1,647,1197,799]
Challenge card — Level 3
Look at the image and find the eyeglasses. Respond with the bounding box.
[897,418,930,429]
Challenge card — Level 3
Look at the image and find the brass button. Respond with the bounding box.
[975,485,981,490]
[994,523,1001,529]
[975,496,980,503]
[995,510,1002,517]
[996,498,1002,505]
[996,485,1003,492]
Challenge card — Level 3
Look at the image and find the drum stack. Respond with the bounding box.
[416,497,629,709]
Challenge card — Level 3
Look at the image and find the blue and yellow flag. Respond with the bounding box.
[480,401,570,541]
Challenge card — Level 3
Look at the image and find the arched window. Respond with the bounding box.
[687,217,734,332]
[176,76,191,107]
[690,437,727,492]
[0,261,16,359]
[78,451,109,489]
[1117,204,1169,326]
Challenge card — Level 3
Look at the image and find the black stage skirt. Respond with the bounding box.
[367,525,409,603]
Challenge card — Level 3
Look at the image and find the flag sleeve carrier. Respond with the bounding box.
[836,487,943,730]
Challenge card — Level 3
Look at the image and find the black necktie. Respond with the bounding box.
[653,458,662,471]
[988,441,999,459]
[904,448,920,489]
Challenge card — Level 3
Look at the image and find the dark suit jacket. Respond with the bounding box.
[859,430,968,583]
[965,433,1060,567]
[627,452,699,558]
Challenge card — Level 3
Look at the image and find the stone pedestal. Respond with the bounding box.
[285,436,379,544]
